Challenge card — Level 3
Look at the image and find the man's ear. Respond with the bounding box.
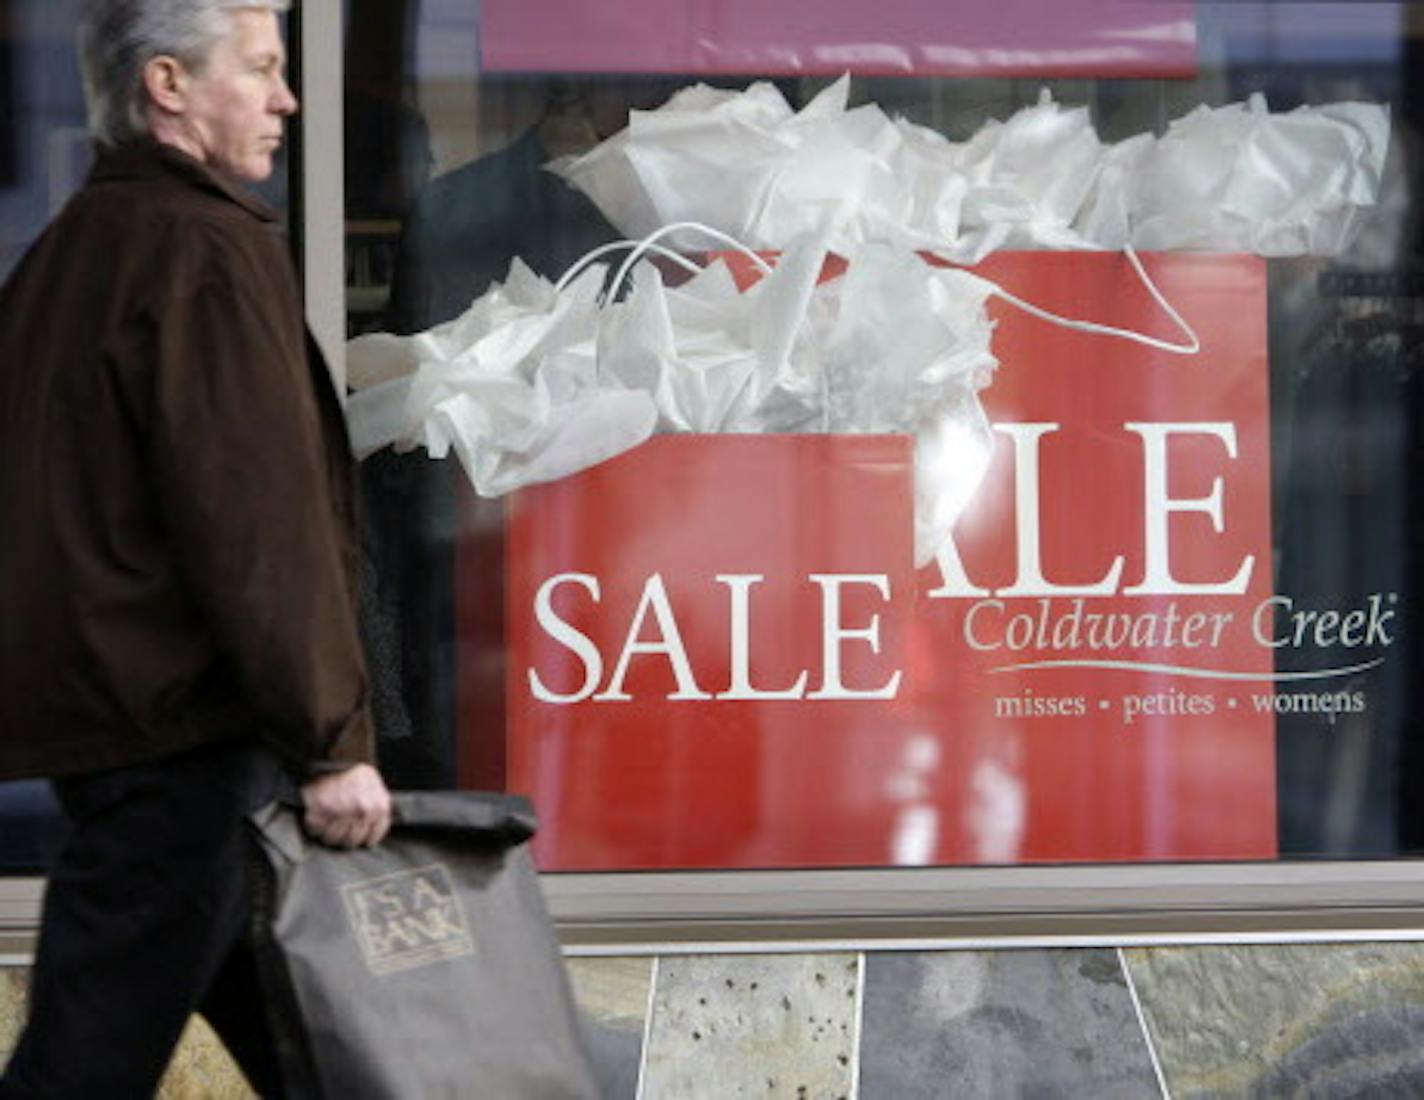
[141,56,189,116]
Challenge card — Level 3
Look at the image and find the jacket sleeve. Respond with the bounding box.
[145,245,374,773]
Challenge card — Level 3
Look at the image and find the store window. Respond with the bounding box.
[3,4,1420,923]
[344,0,1422,881]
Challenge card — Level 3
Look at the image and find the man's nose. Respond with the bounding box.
[274,75,299,115]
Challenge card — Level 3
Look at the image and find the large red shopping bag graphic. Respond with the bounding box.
[484,251,1274,870]
[499,435,917,869]
[916,252,1274,864]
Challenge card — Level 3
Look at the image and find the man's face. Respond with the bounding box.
[181,8,298,182]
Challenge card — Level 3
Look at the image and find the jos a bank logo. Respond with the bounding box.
[525,422,1257,704]
[342,864,476,976]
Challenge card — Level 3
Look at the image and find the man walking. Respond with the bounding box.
[0,2,391,1094]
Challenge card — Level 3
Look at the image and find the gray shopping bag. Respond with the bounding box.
[248,791,599,1099]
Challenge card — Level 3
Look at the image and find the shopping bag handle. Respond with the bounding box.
[555,222,778,301]
[565,220,1200,357]
[389,791,537,844]
[250,792,538,865]
[975,245,1201,355]
[554,239,703,294]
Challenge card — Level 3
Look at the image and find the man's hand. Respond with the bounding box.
[300,763,392,848]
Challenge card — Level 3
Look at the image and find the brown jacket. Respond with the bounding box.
[0,140,373,780]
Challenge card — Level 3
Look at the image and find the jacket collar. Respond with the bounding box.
[89,139,279,223]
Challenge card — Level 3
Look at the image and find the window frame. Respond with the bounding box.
[7,864,1424,957]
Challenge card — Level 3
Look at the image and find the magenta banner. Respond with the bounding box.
[480,0,1197,78]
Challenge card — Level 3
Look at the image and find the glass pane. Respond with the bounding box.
[345,1,1422,871]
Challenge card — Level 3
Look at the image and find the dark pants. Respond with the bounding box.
[0,741,292,1099]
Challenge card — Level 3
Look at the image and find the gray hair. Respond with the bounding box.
[78,0,292,147]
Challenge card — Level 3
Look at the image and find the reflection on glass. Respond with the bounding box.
[0,782,67,874]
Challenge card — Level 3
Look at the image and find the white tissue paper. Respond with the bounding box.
[348,244,1000,566]
[346,260,659,496]
[1090,94,1392,256]
[355,78,1385,566]
[554,78,929,255]
[948,92,1105,260]
[551,80,1390,261]
[818,246,999,561]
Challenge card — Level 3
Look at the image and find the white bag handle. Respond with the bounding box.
[558,226,1199,356]
[609,221,776,301]
[553,240,702,294]
[973,246,1200,355]
[557,221,777,302]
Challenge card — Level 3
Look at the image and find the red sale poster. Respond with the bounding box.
[466,251,1275,870]
[480,0,1197,79]
[912,252,1273,865]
